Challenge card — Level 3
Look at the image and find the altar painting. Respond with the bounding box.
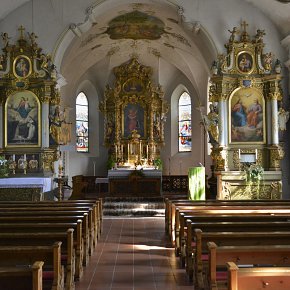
[230,88,265,143]
[123,103,145,138]
[5,91,40,147]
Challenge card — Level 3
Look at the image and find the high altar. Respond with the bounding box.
[100,57,168,195]
[207,22,287,200]
[0,26,71,199]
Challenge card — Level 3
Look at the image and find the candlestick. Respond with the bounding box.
[93,161,96,176]
[238,149,241,159]
[146,145,149,159]
[13,154,15,161]
[24,154,26,161]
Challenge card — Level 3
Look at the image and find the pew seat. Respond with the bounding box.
[0,261,44,290]
[227,262,290,290]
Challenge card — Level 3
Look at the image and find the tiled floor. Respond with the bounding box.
[75,217,194,290]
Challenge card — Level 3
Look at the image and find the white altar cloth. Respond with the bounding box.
[108,169,162,179]
[0,177,52,192]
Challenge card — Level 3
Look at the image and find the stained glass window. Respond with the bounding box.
[178,92,191,152]
[76,92,89,152]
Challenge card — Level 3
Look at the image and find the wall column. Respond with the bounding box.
[218,99,228,147]
[271,97,279,145]
[42,101,50,148]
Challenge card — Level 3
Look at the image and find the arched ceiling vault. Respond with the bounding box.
[61,1,213,104]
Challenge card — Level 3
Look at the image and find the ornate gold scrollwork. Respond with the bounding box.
[100,57,168,165]
[269,145,284,169]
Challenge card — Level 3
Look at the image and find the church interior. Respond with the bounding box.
[1,0,290,289]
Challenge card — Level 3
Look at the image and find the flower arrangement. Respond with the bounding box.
[0,156,9,177]
[244,163,264,182]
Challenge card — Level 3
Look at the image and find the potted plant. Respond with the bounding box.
[0,156,8,177]
[153,157,163,170]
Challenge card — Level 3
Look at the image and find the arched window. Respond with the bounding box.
[178,92,191,152]
[76,92,89,152]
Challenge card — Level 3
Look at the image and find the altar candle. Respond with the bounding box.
[139,142,142,155]
[146,145,149,159]
[13,154,15,161]
[255,149,258,160]
[24,154,26,161]
[128,143,130,155]
[115,145,117,157]
[238,149,241,159]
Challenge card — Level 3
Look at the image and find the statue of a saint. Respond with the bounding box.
[203,104,219,145]
[278,107,289,131]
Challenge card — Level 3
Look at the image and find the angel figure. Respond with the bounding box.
[263,52,274,71]
[228,27,239,42]
[28,32,38,47]
[278,107,289,131]
[255,29,265,43]
[1,32,10,47]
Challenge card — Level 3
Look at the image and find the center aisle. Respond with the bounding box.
[75,217,194,290]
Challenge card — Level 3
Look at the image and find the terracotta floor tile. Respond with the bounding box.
[75,217,194,290]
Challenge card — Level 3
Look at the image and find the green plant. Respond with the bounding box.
[153,158,163,170]
[0,156,8,177]
[107,154,115,170]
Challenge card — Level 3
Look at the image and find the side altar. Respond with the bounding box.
[0,26,71,199]
[206,22,287,200]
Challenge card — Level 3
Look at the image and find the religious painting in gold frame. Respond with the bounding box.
[229,87,266,144]
[236,51,254,74]
[5,90,41,148]
[13,55,32,79]
[122,102,146,138]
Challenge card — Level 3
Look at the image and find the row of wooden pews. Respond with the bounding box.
[0,199,103,290]
[165,198,290,290]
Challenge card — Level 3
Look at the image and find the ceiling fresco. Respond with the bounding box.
[106,10,165,40]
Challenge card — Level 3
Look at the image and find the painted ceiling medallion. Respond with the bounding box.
[106,10,165,40]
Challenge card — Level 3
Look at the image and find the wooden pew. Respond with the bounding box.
[0,242,64,290]
[172,204,290,243]
[165,199,290,237]
[0,208,94,258]
[0,220,84,282]
[0,199,102,240]
[207,242,290,290]
[0,205,97,251]
[171,206,290,249]
[227,262,290,290]
[0,229,75,290]
[190,229,290,289]
[0,261,44,290]
[177,211,290,260]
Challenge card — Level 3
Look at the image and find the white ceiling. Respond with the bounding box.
[1,0,290,36]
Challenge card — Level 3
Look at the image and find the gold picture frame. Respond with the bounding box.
[13,55,32,79]
[5,90,41,148]
[236,51,254,74]
[229,87,266,144]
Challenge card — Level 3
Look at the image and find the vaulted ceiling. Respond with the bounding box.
[1,0,290,37]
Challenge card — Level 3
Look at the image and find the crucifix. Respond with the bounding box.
[241,21,248,32]
[18,25,25,40]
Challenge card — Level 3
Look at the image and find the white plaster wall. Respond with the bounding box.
[0,0,289,196]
